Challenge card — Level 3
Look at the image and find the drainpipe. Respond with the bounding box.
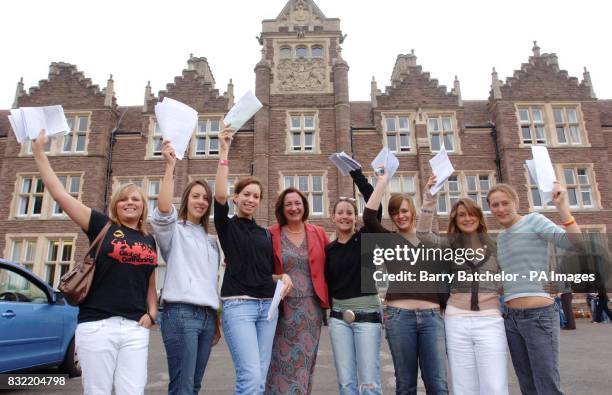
[490,122,503,183]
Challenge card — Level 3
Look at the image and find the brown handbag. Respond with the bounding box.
[59,222,112,306]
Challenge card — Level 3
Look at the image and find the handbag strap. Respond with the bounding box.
[86,222,113,261]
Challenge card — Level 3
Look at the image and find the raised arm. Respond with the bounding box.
[350,168,382,221]
[157,141,176,213]
[215,127,233,205]
[416,174,444,247]
[363,167,390,233]
[32,129,91,230]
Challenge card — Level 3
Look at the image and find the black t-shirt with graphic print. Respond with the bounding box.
[77,210,158,323]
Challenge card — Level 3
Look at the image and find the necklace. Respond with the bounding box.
[285,225,304,234]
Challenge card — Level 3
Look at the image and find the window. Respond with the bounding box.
[563,167,593,208]
[280,46,292,59]
[147,179,161,214]
[465,174,491,212]
[283,174,325,215]
[296,46,308,58]
[428,115,456,152]
[10,239,36,273]
[518,107,546,144]
[44,238,74,287]
[23,139,51,155]
[553,107,581,145]
[52,176,81,216]
[289,114,316,152]
[437,175,461,214]
[383,116,411,153]
[17,176,45,217]
[149,120,163,157]
[0,266,47,302]
[61,115,89,153]
[312,45,324,58]
[194,118,221,156]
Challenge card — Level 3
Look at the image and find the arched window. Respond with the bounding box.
[296,46,308,59]
[311,45,324,58]
[279,46,292,59]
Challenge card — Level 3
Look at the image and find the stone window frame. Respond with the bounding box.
[11,172,85,220]
[525,163,600,211]
[8,238,37,273]
[436,171,496,215]
[515,103,590,148]
[381,113,417,155]
[188,174,247,218]
[425,112,461,153]
[112,176,162,217]
[355,172,420,218]
[191,115,223,158]
[20,111,92,156]
[285,110,320,154]
[275,42,327,60]
[4,233,79,282]
[280,171,328,217]
[146,117,164,159]
[44,237,75,287]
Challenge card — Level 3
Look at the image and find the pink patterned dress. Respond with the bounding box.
[265,231,324,395]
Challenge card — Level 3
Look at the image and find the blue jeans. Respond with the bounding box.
[384,307,448,395]
[161,303,216,395]
[222,299,278,395]
[504,303,563,395]
[329,309,382,395]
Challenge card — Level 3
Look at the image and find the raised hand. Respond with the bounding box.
[374,166,389,185]
[551,181,568,210]
[32,129,48,154]
[161,140,176,167]
[424,174,439,202]
[219,126,233,154]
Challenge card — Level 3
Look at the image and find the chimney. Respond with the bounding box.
[12,77,25,109]
[104,74,114,107]
[491,67,502,99]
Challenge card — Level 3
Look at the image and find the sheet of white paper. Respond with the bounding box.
[526,160,552,203]
[8,113,25,143]
[370,147,400,179]
[154,98,198,160]
[19,106,69,140]
[428,147,455,195]
[338,152,361,170]
[329,152,361,176]
[224,90,262,132]
[21,107,47,140]
[42,105,70,136]
[267,279,285,321]
[531,145,557,193]
[11,109,28,143]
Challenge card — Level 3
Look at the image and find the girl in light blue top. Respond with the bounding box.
[487,182,582,395]
[151,140,221,395]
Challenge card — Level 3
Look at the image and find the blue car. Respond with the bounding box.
[0,259,80,376]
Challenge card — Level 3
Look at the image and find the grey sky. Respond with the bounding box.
[2,0,610,109]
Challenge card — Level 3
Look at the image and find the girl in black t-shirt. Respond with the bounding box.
[32,129,158,394]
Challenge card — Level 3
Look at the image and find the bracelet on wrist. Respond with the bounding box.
[219,159,229,166]
[561,216,575,227]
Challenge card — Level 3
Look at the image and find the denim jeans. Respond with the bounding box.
[161,303,217,395]
[222,299,278,395]
[504,303,563,395]
[329,309,382,395]
[384,306,448,395]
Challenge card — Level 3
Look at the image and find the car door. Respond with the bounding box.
[0,265,64,372]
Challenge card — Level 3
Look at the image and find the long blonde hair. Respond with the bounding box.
[109,183,149,235]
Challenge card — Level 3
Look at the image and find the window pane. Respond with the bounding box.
[567,188,578,206]
[521,127,532,142]
[556,127,567,143]
[210,120,220,132]
[60,264,70,279]
[448,176,459,191]
[48,241,59,261]
[66,117,75,131]
[431,135,440,151]
[296,46,307,58]
[402,176,415,193]
[304,132,313,148]
[468,193,478,202]
[535,126,545,141]
[19,197,29,215]
[564,169,575,184]
[304,116,314,129]
[553,109,564,123]
[385,118,396,132]
[312,46,323,58]
[387,135,397,152]
[312,176,322,192]
[292,132,301,148]
[443,134,454,150]
[389,177,401,193]
[437,194,447,213]
[467,176,477,191]
[481,197,490,212]
[479,175,490,190]
[312,195,323,213]
[398,117,409,130]
[531,189,542,207]
[280,47,291,59]
[46,265,55,286]
[581,190,592,206]
[569,126,580,143]
[399,133,410,151]
[58,176,67,188]
[22,178,32,193]
[442,117,452,130]
[11,241,22,262]
[198,120,207,133]
[61,243,72,262]
[78,117,88,131]
[76,134,86,151]
[577,169,588,185]
[567,109,577,123]
[149,181,160,195]
[70,177,81,193]
[35,179,45,193]
[291,116,300,129]
[209,137,219,153]
[196,137,206,154]
[428,118,439,131]
[519,109,530,123]
[532,109,543,123]
[33,196,43,214]
[298,176,308,191]
[63,134,73,151]
[284,176,293,188]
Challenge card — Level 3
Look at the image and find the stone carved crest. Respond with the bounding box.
[276,58,327,92]
[279,0,322,27]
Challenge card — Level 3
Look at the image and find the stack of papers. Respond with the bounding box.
[428,147,455,195]
[526,145,557,203]
[329,151,361,176]
[8,105,70,143]
[370,147,400,179]
[154,98,198,160]
[224,90,263,132]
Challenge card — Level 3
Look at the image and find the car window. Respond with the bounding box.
[0,267,48,304]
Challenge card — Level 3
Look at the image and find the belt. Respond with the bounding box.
[330,310,381,324]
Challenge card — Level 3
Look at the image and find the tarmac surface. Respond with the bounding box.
[3,319,611,394]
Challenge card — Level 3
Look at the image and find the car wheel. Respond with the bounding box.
[61,337,81,377]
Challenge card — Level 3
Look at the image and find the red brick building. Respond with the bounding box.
[1,0,611,292]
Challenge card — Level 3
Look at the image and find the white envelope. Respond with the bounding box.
[531,145,557,193]
[224,90,262,132]
[428,147,455,195]
[154,98,198,160]
[370,147,400,179]
[526,159,552,203]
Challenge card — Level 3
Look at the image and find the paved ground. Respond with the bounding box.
[5,319,611,394]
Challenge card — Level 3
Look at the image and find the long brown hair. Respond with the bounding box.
[447,198,495,252]
[179,180,213,229]
[109,183,149,235]
[275,187,309,226]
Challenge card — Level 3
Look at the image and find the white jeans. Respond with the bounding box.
[445,313,509,395]
[76,316,150,395]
